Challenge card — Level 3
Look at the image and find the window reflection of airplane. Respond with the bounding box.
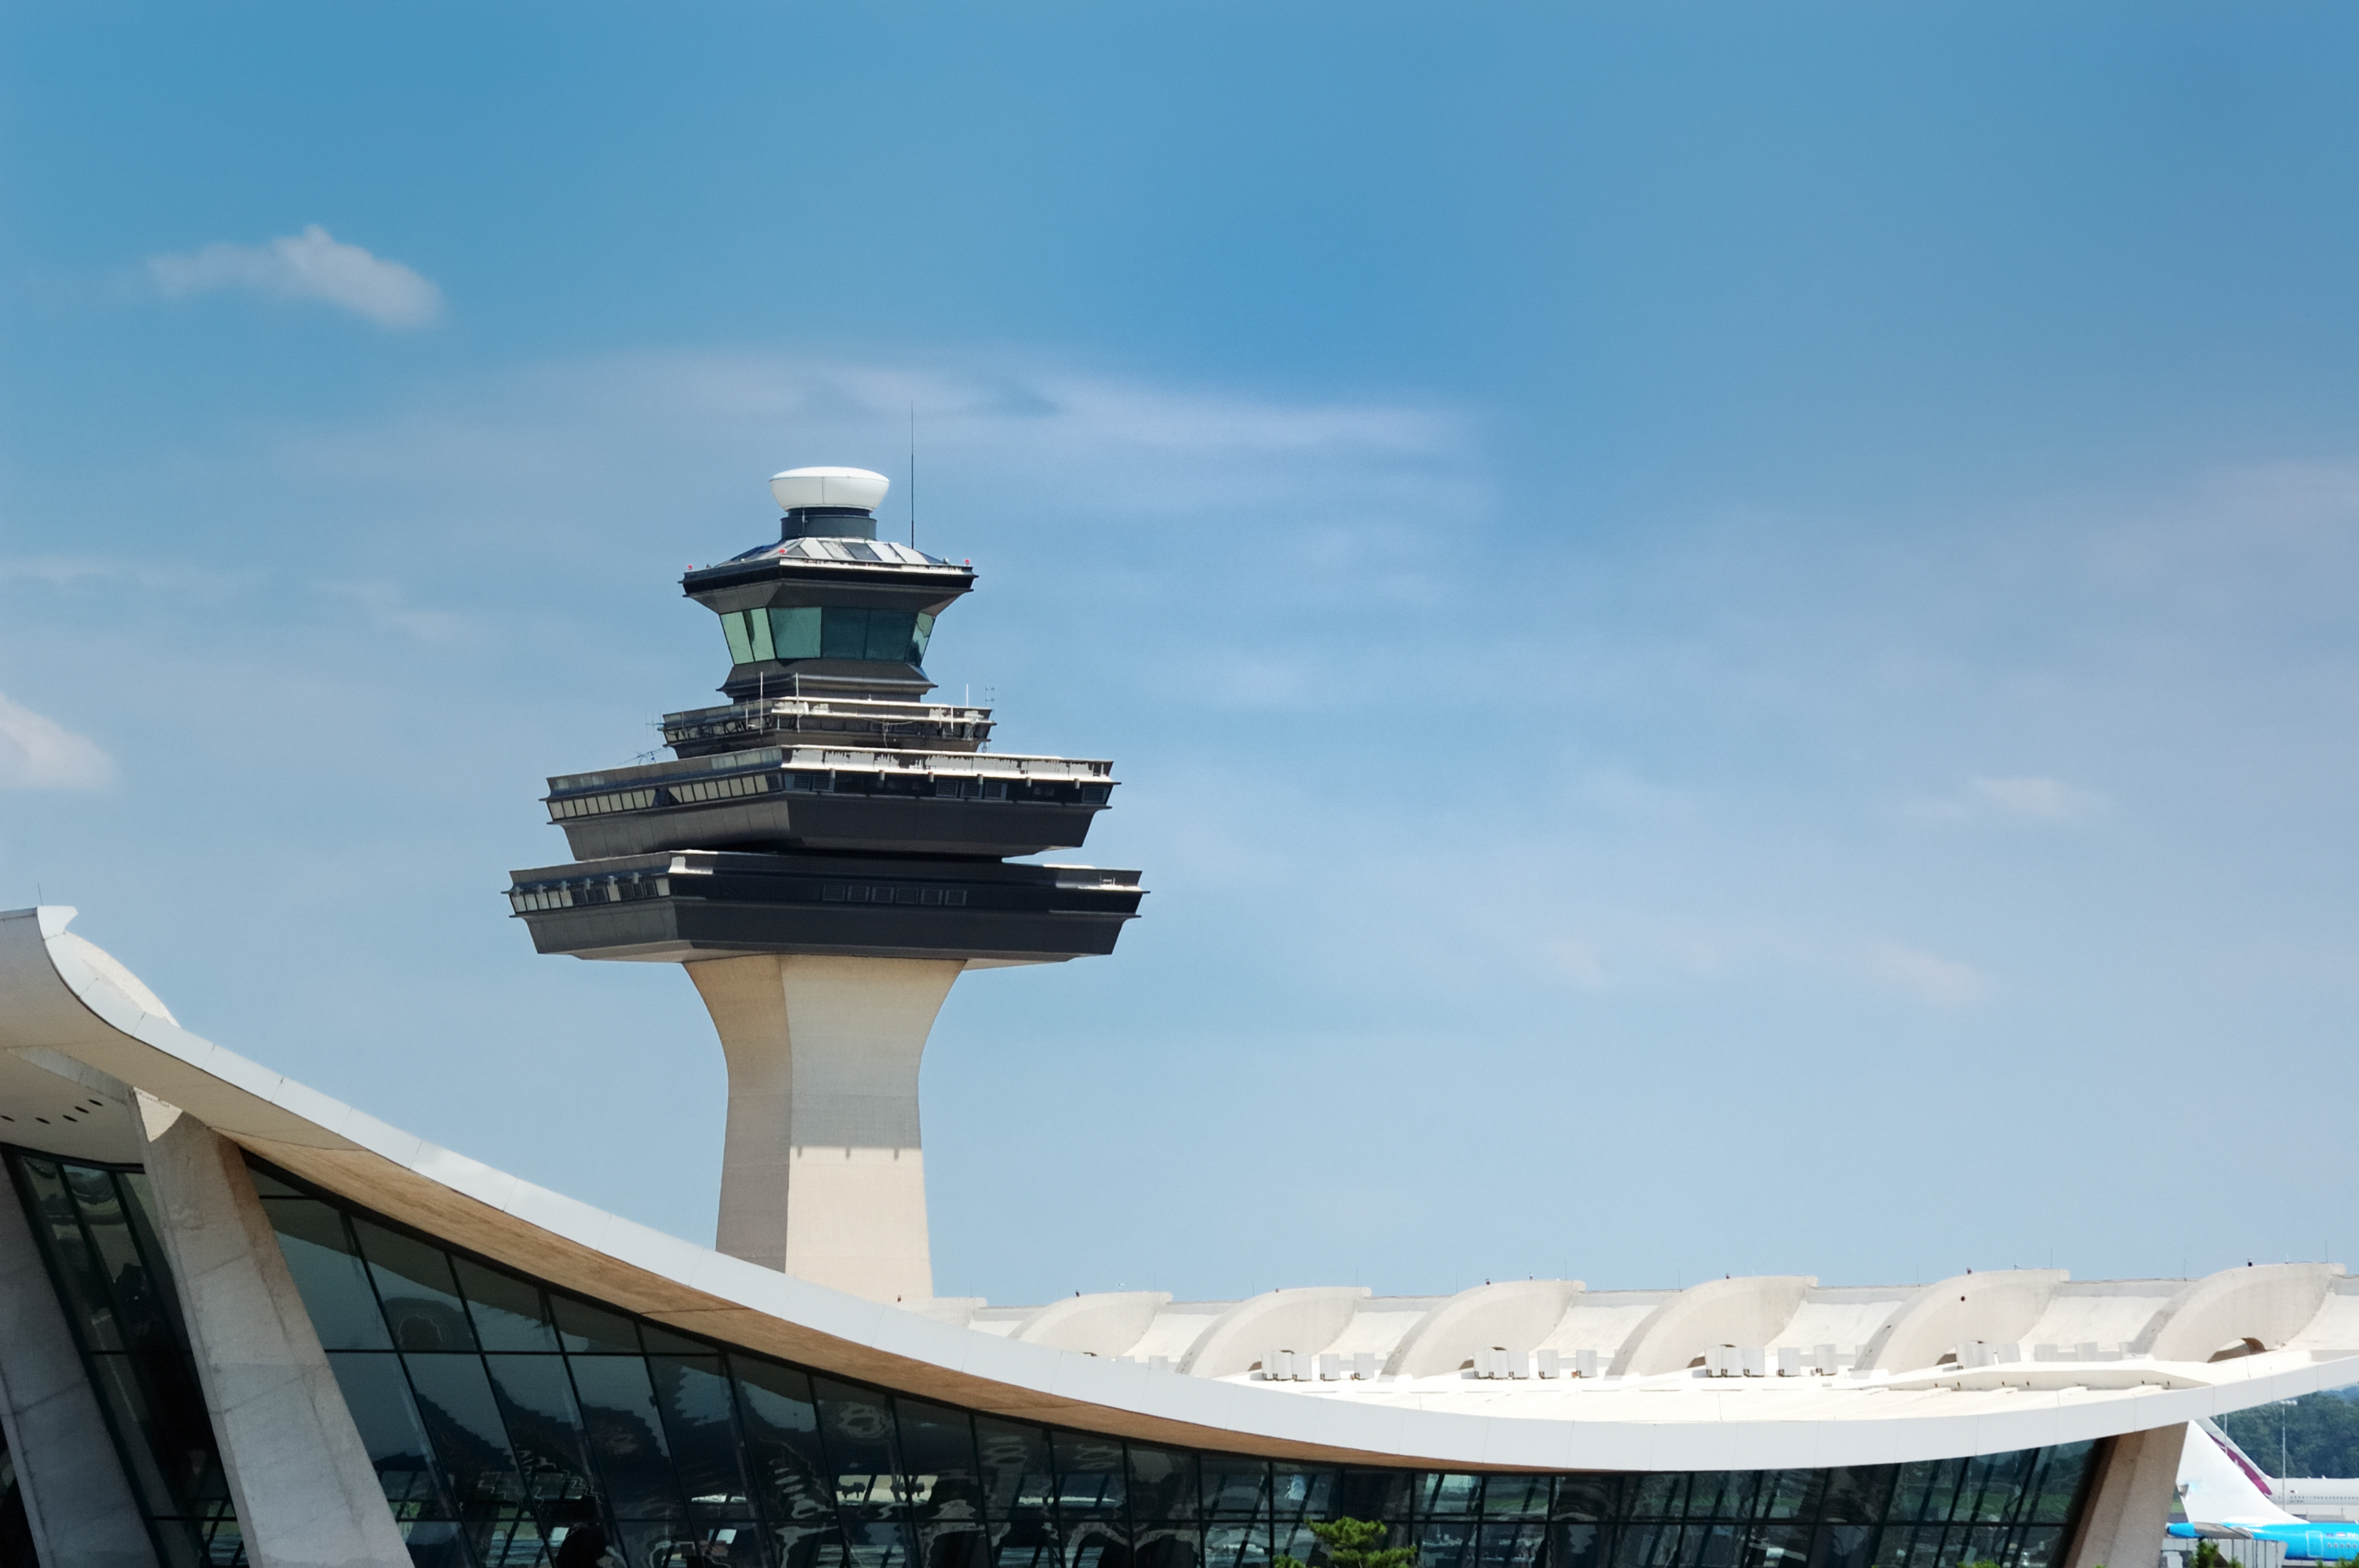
[2174,1418,2359,1560]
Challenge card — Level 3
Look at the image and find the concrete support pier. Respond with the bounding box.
[0,1157,156,1568]
[2067,1424,2186,1568]
[135,1094,411,1568]
[689,953,962,1303]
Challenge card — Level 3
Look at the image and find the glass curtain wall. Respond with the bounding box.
[0,1142,2109,1568]
[242,1160,2103,1568]
[0,1145,242,1567]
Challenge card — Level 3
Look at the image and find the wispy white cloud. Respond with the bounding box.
[1874,942,1984,1005]
[1192,652,1322,710]
[1541,938,1613,989]
[260,350,1473,543]
[318,580,467,645]
[149,226,442,329]
[1908,775,2110,824]
[1970,775,2108,821]
[0,557,119,586]
[1575,767,1700,818]
[0,554,263,597]
[0,693,114,790]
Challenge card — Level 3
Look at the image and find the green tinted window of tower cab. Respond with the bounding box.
[728,605,918,663]
[766,607,821,659]
[745,606,776,662]
[820,607,871,659]
[863,611,917,662]
[720,612,754,666]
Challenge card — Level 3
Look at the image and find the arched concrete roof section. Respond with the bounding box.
[1385,1280,1585,1378]
[1009,1292,1172,1357]
[2139,1265,2341,1363]
[1608,1276,1816,1377]
[1859,1270,2066,1374]
[1179,1287,1370,1379]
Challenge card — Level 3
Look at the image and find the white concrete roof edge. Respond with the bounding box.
[0,906,2345,1472]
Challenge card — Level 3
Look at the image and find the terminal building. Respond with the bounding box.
[2,468,2354,1568]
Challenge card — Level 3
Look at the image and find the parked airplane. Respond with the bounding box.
[2174,1419,2359,1560]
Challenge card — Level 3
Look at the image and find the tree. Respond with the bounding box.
[2219,1388,2359,1478]
[1274,1518,1417,1568]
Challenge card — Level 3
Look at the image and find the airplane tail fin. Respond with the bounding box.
[2183,1421,2304,1530]
[2199,1417,2280,1494]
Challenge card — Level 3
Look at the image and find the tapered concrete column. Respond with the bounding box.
[133,1094,409,1568]
[2066,1424,2186,1568]
[0,1163,157,1568]
[689,954,962,1303]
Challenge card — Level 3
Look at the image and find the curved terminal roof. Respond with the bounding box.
[3,903,2352,1474]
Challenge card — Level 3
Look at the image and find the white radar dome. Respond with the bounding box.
[770,466,891,514]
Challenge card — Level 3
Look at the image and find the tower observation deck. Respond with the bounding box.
[506,466,1144,1303]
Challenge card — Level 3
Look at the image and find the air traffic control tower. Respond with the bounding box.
[506,466,1143,1305]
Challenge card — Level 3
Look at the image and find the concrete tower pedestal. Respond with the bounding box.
[689,954,962,1302]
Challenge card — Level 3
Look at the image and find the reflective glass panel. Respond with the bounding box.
[722,612,755,666]
[976,1416,1056,1530]
[1417,1519,1478,1568]
[457,1257,562,1352]
[650,1356,756,1520]
[1052,1430,1125,1523]
[1477,1521,1548,1568]
[1201,1458,1267,1519]
[732,1357,834,1526]
[1476,1478,1547,1521]
[899,1397,985,1546]
[484,1352,600,1508]
[1751,1520,1809,1567]
[16,1156,125,1351]
[820,608,871,660]
[267,1198,395,1350]
[329,1350,449,1525]
[0,1425,33,1568]
[1128,1446,1197,1523]
[3,1149,238,1565]
[1551,1475,1618,1524]
[554,1294,642,1355]
[863,612,917,662]
[1550,1523,1605,1568]
[1815,1522,1877,1568]
[356,1218,481,1353]
[405,1352,531,1506]
[569,1354,683,1521]
[2016,1524,2067,1568]
[769,607,822,660]
[1269,1464,1329,1525]
[2030,1444,2095,1524]
[1205,1522,1269,1568]
[1818,1468,1892,1525]
[903,1399,987,1568]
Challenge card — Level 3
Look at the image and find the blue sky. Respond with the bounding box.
[5,2,2359,1305]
